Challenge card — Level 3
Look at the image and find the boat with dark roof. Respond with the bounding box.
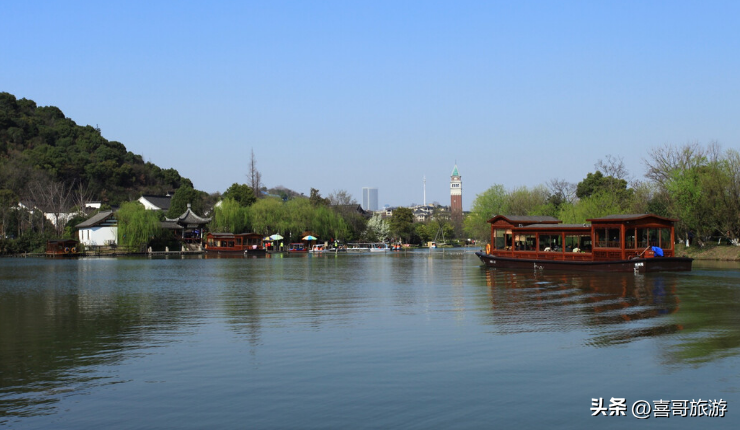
[205,232,266,255]
[475,214,692,273]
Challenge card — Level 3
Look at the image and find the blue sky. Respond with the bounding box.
[3,1,739,210]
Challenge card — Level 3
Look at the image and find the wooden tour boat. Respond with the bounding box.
[205,233,266,255]
[46,239,80,257]
[475,214,693,273]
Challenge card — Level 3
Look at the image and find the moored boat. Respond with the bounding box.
[346,243,371,253]
[205,233,266,255]
[288,243,308,253]
[370,243,389,252]
[475,214,692,273]
[310,244,327,253]
[46,239,80,257]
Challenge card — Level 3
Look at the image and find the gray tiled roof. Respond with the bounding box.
[164,205,211,228]
[75,211,116,228]
[140,195,172,210]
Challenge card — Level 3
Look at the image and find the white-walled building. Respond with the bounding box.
[76,211,117,246]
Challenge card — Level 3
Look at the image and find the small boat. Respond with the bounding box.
[370,243,389,252]
[310,244,327,253]
[205,233,266,255]
[288,243,308,253]
[475,214,693,273]
[346,243,371,253]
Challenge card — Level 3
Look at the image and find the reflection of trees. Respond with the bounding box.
[217,256,373,344]
[658,269,740,364]
[0,260,206,419]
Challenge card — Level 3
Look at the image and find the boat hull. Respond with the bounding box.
[475,252,693,273]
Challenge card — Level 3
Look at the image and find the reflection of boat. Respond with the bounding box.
[288,243,308,253]
[205,233,266,255]
[476,214,693,273]
[483,270,683,344]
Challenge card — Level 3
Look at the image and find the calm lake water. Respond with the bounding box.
[1,252,739,429]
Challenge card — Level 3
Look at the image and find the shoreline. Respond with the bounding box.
[675,244,740,261]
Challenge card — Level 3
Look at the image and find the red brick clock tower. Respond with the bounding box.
[450,164,462,227]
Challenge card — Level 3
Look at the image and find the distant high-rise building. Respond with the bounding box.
[362,187,378,211]
[450,165,462,225]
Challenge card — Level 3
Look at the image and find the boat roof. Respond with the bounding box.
[517,223,591,230]
[487,215,561,225]
[587,213,677,223]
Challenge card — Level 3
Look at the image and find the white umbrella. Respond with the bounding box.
[269,234,284,240]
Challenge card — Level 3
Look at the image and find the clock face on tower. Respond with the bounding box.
[450,165,462,221]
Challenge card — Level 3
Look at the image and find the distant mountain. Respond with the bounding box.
[0,92,191,205]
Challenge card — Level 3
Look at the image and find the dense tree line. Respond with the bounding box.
[0,92,197,252]
[0,92,191,206]
[465,144,740,247]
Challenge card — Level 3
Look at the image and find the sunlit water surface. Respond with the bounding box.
[1,253,739,429]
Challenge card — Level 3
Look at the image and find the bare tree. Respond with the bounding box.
[72,180,95,215]
[547,178,576,205]
[247,149,262,198]
[643,141,706,186]
[27,177,72,236]
[328,189,357,206]
[595,154,629,180]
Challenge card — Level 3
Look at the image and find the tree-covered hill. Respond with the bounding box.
[0,92,191,205]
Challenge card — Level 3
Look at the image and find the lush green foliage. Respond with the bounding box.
[222,183,257,207]
[167,186,207,218]
[0,92,191,206]
[211,198,250,233]
[116,202,164,251]
[389,207,414,243]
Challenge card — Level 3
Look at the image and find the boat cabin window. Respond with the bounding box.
[538,234,562,252]
[595,228,621,248]
[513,234,536,251]
[492,229,507,250]
[636,228,672,249]
[660,228,672,249]
[565,234,592,252]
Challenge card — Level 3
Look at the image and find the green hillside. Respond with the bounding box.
[0,92,191,205]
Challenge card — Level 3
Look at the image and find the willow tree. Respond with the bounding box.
[211,197,250,233]
[285,198,314,239]
[249,197,286,235]
[116,201,162,251]
[311,205,348,241]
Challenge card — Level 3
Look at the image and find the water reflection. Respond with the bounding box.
[482,267,740,363]
[0,258,210,420]
[2,256,740,426]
